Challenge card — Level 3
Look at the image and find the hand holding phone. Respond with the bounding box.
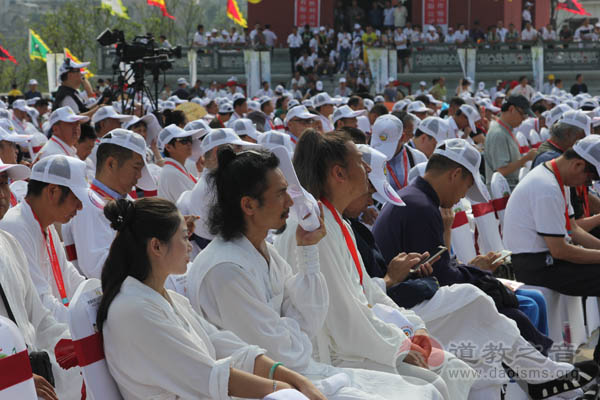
[409,246,447,274]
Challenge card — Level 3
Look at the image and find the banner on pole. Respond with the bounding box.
[188,50,197,87]
[46,53,65,93]
[422,0,448,28]
[466,48,476,84]
[244,50,261,98]
[367,48,390,94]
[531,46,544,92]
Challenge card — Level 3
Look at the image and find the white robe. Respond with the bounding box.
[274,207,477,399]
[183,170,216,240]
[157,157,197,203]
[0,229,82,400]
[187,235,443,399]
[0,201,85,324]
[103,276,266,400]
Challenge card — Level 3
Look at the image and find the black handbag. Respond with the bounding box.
[0,280,55,386]
[387,276,440,309]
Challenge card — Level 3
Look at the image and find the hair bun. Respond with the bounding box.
[104,199,136,232]
[216,145,237,170]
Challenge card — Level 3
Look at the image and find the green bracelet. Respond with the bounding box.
[269,362,283,380]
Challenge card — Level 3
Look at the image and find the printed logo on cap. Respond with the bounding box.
[379,134,388,142]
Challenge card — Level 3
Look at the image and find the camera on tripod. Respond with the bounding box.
[96,28,182,68]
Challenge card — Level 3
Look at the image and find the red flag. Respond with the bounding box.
[227,0,247,28]
[0,45,17,64]
[147,0,175,19]
[557,0,591,16]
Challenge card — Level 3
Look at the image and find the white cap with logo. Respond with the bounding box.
[418,117,450,142]
[257,130,295,156]
[0,157,30,181]
[58,58,90,76]
[370,114,404,160]
[459,104,481,133]
[30,154,89,202]
[357,144,405,206]
[407,101,428,114]
[433,138,490,203]
[313,92,335,108]
[231,118,260,141]
[157,124,206,162]
[284,105,317,126]
[100,129,157,191]
[48,106,89,130]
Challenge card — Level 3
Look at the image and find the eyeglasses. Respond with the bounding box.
[511,105,526,119]
[174,137,193,145]
[585,162,600,181]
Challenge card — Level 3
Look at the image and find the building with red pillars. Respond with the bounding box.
[247,0,551,45]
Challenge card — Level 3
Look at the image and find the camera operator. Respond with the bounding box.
[54,59,100,119]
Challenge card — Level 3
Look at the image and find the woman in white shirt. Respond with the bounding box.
[97,197,325,400]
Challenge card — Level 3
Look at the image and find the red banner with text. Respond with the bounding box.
[295,0,320,28]
[422,0,448,26]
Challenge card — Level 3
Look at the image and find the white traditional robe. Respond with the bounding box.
[187,235,443,400]
[103,276,266,400]
[0,229,82,400]
[274,206,477,399]
[0,201,85,324]
[183,170,216,240]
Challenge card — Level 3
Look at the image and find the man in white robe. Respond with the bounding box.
[187,147,446,399]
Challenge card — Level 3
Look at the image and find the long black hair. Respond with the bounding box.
[96,197,181,332]
[207,146,279,241]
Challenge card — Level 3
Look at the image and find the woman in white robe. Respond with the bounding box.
[97,197,326,400]
[185,145,443,399]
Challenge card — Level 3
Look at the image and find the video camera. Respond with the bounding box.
[96,28,182,70]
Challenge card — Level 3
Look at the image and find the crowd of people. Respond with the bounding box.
[4,47,600,400]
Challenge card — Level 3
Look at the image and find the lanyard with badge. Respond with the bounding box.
[164,161,197,184]
[321,198,363,286]
[27,201,70,306]
[386,147,408,190]
[550,159,572,235]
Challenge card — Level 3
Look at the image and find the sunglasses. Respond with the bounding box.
[174,137,193,145]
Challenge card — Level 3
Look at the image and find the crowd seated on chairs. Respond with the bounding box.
[5,54,600,400]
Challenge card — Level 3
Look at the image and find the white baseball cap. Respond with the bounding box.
[373,95,385,103]
[482,99,500,113]
[560,109,592,136]
[48,106,89,130]
[370,114,404,160]
[545,104,573,128]
[419,81,427,87]
[184,119,211,135]
[433,138,490,203]
[332,105,366,124]
[30,154,89,202]
[0,157,30,181]
[418,117,449,142]
[285,105,317,126]
[161,101,176,111]
[407,101,428,113]
[58,58,90,76]
[459,104,481,133]
[339,77,347,83]
[100,129,157,191]
[392,99,410,112]
[122,114,162,146]
[12,99,28,112]
[313,92,335,108]
[176,77,188,85]
[357,115,371,134]
[315,81,324,91]
[363,98,374,112]
[0,125,32,145]
[257,130,295,155]
[219,102,234,114]
[247,100,260,112]
[573,135,600,176]
[28,79,38,86]
[426,94,442,106]
[232,93,246,102]
[200,128,258,156]
[258,96,272,106]
[167,95,187,105]
[357,144,405,206]
[231,118,260,141]
[530,93,546,105]
[275,85,284,94]
[91,106,132,125]
[157,123,206,161]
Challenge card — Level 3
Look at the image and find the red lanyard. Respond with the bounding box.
[321,198,363,286]
[9,192,17,207]
[547,139,565,152]
[90,183,115,200]
[550,159,572,235]
[165,161,197,184]
[577,186,590,217]
[27,201,69,306]
[386,148,408,190]
[496,119,520,150]
[50,137,71,155]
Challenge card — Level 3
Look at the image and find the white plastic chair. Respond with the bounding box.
[539,127,550,142]
[451,201,477,264]
[515,131,530,155]
[528,129,542,149]
[61,221,80,273]
[0,316,37,399]
[68,279,123,400]
[490,172,511,234]
[472,200,505,254]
